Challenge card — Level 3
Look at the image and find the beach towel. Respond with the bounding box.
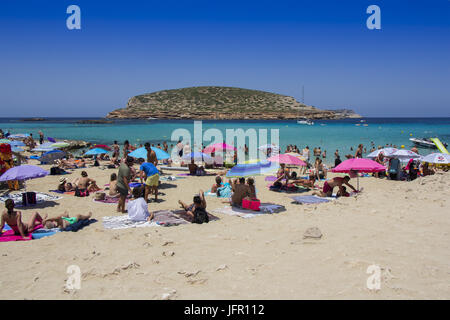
[212,204,285,219]
[160,175,184,181]
[49,189,75,195]
[268,184,309,193]
[102,215,161,230]
[93,195,128,204]
[31,228,60,239]
[0,192,62,207]
[61,219,97,232]
[160,166,189,171]
[0,224,43,242]
[290,195,333,204]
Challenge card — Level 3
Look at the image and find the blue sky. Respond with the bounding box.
[0,0,449,117]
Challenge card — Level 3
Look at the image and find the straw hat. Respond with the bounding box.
[59,177,67,184]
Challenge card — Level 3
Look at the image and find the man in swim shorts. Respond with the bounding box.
[117,156,134,213]
[314,176,357,197]
[139,159,160,202]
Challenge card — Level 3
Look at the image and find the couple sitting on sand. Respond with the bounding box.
[272,164,316,190]
[57,171,101,196]
[0,199,92,239]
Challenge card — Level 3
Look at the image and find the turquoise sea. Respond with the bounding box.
[1,118,449,163]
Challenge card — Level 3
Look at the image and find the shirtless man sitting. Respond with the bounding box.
[313,176,357,197]
[74,171,100,193]
[230,177,250,207]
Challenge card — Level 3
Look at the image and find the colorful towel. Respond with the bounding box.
[93,195,129,204]
[0,192,62,207]
[0,224,43,242]
[212,204,285,219]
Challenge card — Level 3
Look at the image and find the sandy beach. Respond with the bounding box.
[1,161,449,300]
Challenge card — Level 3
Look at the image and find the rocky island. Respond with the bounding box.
[106,86,361,120]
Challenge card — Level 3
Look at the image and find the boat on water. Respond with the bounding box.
[410,137,448,149]
[297,118,314,125]
[147,117,158,120]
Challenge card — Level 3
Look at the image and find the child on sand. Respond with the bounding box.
[0,199,47,238]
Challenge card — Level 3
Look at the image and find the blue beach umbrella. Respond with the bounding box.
[226,160,279,178]
[128,147,170,160]
[9,140,26,147]
[84,148,109,156]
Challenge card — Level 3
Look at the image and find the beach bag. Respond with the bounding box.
[242,198,261,211]
[75,188,89,197]
[21,192,36,206]
[94,192,106,200]
[192,207,209,224]
[50,167,64,175]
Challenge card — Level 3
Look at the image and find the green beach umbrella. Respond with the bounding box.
[0,139,11,144]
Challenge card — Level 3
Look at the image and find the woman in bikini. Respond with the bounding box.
[0,199,47,238]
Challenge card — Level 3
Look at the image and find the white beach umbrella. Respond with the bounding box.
[366,147,398,159]
[420,153,450,164]
[389,149,420,161]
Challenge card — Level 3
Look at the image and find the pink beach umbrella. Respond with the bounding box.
[332,158,386,190]
[267,154,307,166]
[203,143,236,153]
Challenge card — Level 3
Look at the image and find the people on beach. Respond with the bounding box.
[231,177,250,207]
[313,176,357,197]
[139,159,160,203]
[117,156,134,213]
[42,211,92,230]
[0,199,47,238]
[211,176,223,194]
[123,140,130,160]
[108,173,119,197]
[58,177,75,192]
[178,190,209,224]
[38,130,44,145]
[74,171,100,195]
[127,187,153,222]
[145,142,158,166]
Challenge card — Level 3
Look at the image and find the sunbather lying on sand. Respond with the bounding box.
[0,199,47,238]
[313,176,357,197]
[42,211,92,229]
[178,190,209,224]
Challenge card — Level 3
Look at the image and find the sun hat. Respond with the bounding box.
[59,177,67,184]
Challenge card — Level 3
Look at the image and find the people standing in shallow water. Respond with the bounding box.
[0,199,47,238]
